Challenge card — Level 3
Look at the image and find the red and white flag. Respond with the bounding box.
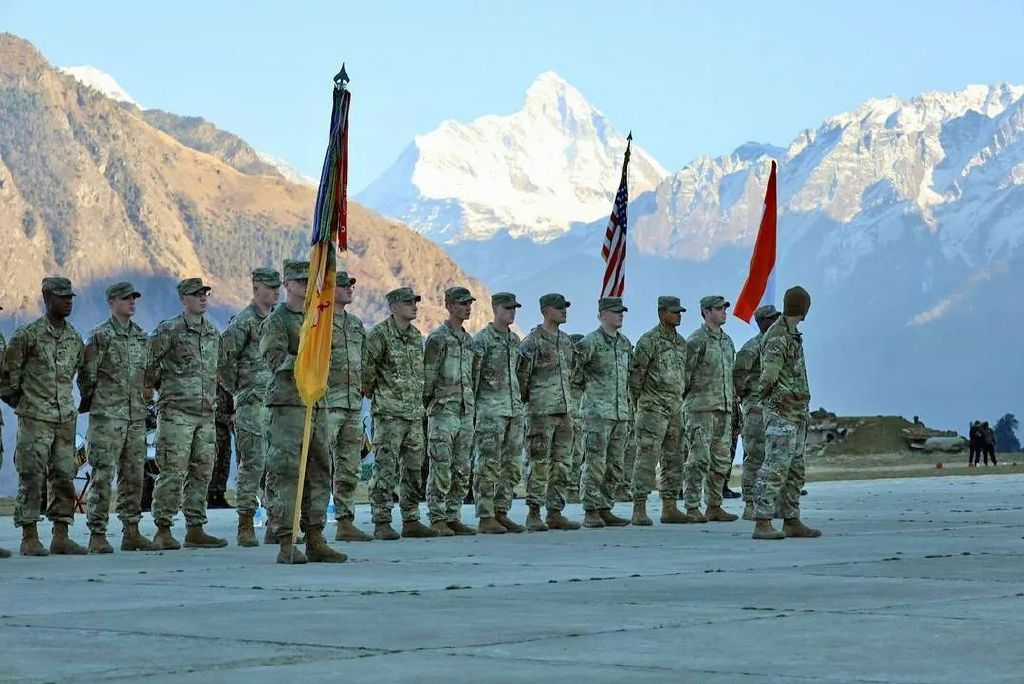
[734,160,778,322]
[601,134,632,298]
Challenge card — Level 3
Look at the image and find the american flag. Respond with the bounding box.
[601,133,631,298]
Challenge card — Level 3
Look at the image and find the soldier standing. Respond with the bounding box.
[207,385,234,509]
[423,287,479,537]
[681,295,739,523]
[752,286,821,540]
[326,271,373,542]
[517,293,581,532]
[629,296,689,525]
[78,282,154,553]
[566,333,585,503]
[362,287,438,540]
[145,278,227,550]
[1,277,86,556]
[0,301,9,558]
[733,304,780,520]
[218,267,280,546]
[473,292,527,534]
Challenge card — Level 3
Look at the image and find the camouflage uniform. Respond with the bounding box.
[734,331,766,503]
[629,319,688,502]
[574,320,633,513]
[362,306,426,524]
[423,312,477,525]
[79,296,150,534]
[0,329,6,494]
[145,292,220,530]
[473,321,525,519]
[518,323,575,512]
[754,316,811,520]
[326,308,365,522]
[567,334,585,501]
[682,314,736,510]
[209,385,234,501]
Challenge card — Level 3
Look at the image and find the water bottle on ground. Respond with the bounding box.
[326,495,336,523]
[254,498,266,528]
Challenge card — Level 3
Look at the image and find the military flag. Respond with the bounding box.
[734,159,778,323]
[600,133,632,298]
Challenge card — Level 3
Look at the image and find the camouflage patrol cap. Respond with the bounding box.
[42,276,76,297]
[598,297,628,313]
[699,295,730,310]
[783,286,811,316]
[491,292,522,308]
[106,281,141,300]
[282,260,310,282]
[753,304,781,324]
[177,278,211,296]
[657,295,686,313]
[251,267,281,287]
[569,333,585,344]
[337,271,357,287]
[539,293,571,309]
[444,286,475,304]
[386,287,421,304]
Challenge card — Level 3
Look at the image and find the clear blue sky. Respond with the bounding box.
[5,1,1024,191]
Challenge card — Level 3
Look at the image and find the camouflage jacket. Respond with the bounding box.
[733,332,764,414]
[757,317,810,422]
[423,320,476,416]
[574,327,633,421]
[361,316,424,420]
[145,313,220,417]
[517,325,574,416]
[218,301,272,409]
[0,317,84,423]
[260,303,321,408]
[326,310,364,411]
[78,316,149,422]
[683,323,735,414]
[629,323,688,416]
[473,323,524,419]
[0,332,5,429]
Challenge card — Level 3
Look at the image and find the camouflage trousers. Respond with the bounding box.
[617,424,637,497]
[581,417,629,512]
[682,410,732,510]
[754,412,807,520]
[328,407,363,522]
[631,408,685,502]
[152,410,215,528]
[234,402,267,516]
[524,412,573,512]
[266,405,331,539]
[369,415,426,524]
[209,417,232,497]
[568,413,584,495]
[426,409,474,524]
[85,415,147,533]
[473,414,524,518]
[740,407,766,502]
[13,416,77,528]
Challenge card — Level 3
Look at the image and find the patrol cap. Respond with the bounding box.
[491,292,522,308]
[569,333,585,344]
[598,297,628,313]
[251,267,281,287]
[177,278,211,296]
[753,304,781,324]
[106,281,141,300]
[282,260,310,282]
[386,287,421,304]
[444,286,475,304]
[699,295,730,310]
[539,293,571,309]
[336,271,357,287]
[657,295,686,313]
[783,286,811,316]
[42,276,76,297]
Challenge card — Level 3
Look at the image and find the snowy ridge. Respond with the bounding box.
[255,151,316,187]
[61,65,140,107]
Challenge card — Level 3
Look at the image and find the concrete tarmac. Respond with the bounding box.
[2,474,1023,683]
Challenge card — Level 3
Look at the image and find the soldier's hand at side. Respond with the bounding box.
[143,388,155,401]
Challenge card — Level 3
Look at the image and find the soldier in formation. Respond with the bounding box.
[0,300,8,558]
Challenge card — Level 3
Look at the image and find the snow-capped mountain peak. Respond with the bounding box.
[60,65,140,107]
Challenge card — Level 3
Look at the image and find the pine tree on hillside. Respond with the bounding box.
[994,414,1021,453]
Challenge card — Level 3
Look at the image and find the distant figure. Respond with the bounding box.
[981,421,997,466]
[207,384,234,510]
[968,421,983,467]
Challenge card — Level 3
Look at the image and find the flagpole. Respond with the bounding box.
[290,403,315,551]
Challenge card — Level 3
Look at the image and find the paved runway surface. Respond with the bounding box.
[2,475,1022,683]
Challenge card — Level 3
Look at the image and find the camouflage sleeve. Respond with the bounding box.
[144,326,170,391]
[757,335,786,401]
[571,335,593,398]
[628,334,653,406]
[361,328,384,399]
[471,334,486,398]
[732,347,754,404]
[683,335,704,396]
[516,336,534,403]
[77,328,103,402]
[259,315,293,376]
[0,328,29,407]
[422,331,445,408]
[218,322,245,393]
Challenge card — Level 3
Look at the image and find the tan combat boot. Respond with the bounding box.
[237,513,259,548]
[88,532,114,554]
[121,523,155,551]
[685,507,708,523]
[546,509,582,530]
[152,524,181,550]
[402,519,440,539]
[741,501,755,521]
[20,523,49,557]
[305,528,348,563]
[477,517,507,534]
[374,522,401,541]
[429,521,455,537]
[448,519,477,536]
[582,510,606,528]
[183,525,228,548]
[50,522,87,555]
[277,535,308,564]
[752,518,786,540]
[660,499,689,524]
[525,505,548,532]
[495,511,525,533]
[599,508,630,527]
[705,505,739,522]
[631,501,653,526]
[336,519,373,542]
[783,518,822,538]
